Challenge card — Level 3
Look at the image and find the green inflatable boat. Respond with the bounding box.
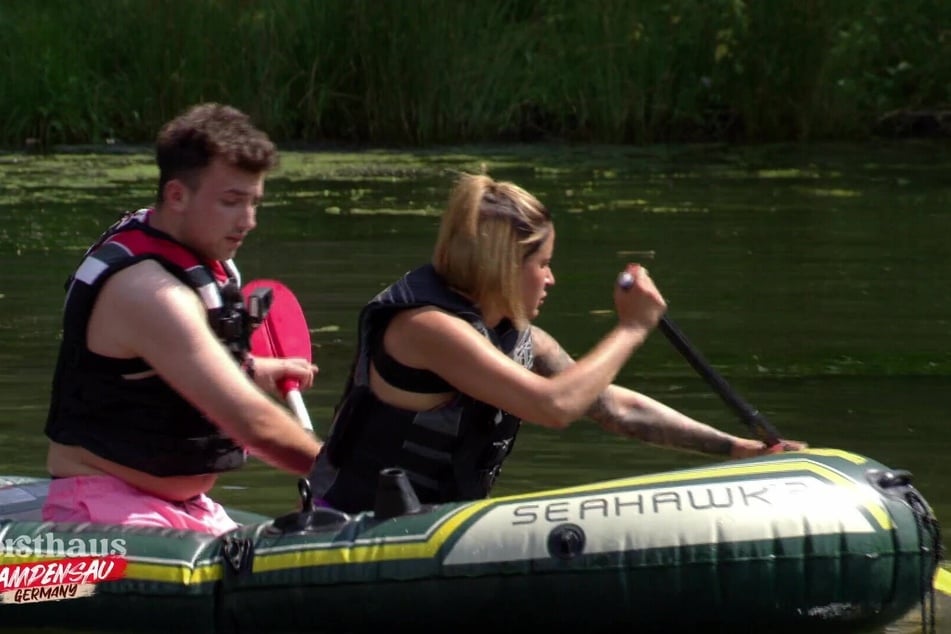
[0,449,942,633]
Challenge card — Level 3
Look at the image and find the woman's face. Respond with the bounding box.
[520,227,556,321]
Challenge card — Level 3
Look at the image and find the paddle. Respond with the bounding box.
[242,279,315,432]
[936,568,951,596]
[657,317,782,447]
[618,271,782,447]
[619,272,950,602]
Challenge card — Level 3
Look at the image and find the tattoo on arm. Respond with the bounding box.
[529,326,575,377]
[587,388,735,456]
[529,326,735,456]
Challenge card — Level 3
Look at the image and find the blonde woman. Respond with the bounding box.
[308,173,803,513]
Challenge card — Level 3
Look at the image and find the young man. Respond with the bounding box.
[43,103,321,535]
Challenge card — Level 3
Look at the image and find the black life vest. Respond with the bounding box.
[44,209,249,477]
[308,264,533,513]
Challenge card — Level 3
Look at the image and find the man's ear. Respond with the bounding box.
[163,179,188,212]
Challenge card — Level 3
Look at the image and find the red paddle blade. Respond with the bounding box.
[242,279,312,363]
[241,279,315,432]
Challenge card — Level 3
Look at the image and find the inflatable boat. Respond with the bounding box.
[0,449,942,633]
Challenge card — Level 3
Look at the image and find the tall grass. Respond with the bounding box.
[1,0,948,147]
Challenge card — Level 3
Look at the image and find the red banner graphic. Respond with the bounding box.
[0,556,127,591]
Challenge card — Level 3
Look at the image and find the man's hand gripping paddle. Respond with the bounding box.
[242,279,315,432]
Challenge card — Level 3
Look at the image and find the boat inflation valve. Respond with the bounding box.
[866,469,918,499]
[547,523,586,560]
[269,478,351,534]
[374,468,422,520]
[297,477,314,509]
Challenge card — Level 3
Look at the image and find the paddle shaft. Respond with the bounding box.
[658,316,782,446]
[258,317,314,432]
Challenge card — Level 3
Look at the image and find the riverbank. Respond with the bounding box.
[3,1,949,148]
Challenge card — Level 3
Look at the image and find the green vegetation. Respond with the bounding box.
[1,0,949,147]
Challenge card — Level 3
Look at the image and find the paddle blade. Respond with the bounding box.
[936,568,951,596]
[242,279,314,431]
[243,279,312,364]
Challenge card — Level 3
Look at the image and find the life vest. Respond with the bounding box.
[44,209,249,477]
[308,264,533,513]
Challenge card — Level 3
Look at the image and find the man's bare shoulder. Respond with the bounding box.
[101,260,198,308]
[90,260,206,358]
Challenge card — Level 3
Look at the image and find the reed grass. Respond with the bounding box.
[1,0,948,148]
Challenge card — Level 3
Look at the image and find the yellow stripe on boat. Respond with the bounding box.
[251,498,497,573]
[122,561,223,585]
[117,454,892,583]
[488,455,891,530]
[0,449,939,634]
[798,448,869,463]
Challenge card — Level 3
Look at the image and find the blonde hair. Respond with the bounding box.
[432,173,552,329]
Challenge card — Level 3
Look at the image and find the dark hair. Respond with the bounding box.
[155,103,278,202]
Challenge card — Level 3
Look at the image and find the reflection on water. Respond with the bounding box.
[1,142,950,632]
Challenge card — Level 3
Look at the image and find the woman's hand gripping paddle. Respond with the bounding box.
[242,279,315,432]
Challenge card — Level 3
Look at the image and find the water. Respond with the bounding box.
[1,141,950,632]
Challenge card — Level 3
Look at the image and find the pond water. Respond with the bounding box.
[1,141,949,632]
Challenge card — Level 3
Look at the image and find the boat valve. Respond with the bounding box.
[547,523,586,560]
[373,468,423,520]
[868,469,913,490]
[297,477,314,510]
[267,477,351,534]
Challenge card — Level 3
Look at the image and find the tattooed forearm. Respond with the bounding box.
[529,326,575,377]
[587,388,735,456]
[529,326,737,456]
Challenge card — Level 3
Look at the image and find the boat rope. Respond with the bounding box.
[872,469,942,634]
[221,535,255,578]
[905,486,942,634]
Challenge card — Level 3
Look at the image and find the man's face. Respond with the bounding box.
[175,157,265,262]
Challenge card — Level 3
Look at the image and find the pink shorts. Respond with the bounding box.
[42,475,238,536]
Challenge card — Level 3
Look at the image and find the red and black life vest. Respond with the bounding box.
[44,209,248,477]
